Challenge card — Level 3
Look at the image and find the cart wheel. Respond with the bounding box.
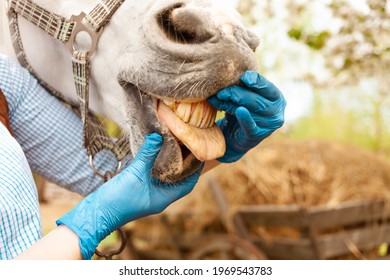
[187,234,267,260]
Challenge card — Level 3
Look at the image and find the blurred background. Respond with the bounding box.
[229,0,390,152]
[34,0,390,260]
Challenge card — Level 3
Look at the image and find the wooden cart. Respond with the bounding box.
[210,180,390,260]
[100,179,390,260]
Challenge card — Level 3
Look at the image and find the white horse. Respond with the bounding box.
[1,0,259,182]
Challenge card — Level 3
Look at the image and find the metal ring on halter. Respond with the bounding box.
[65,12,103,57]
[94,227,127,260]
[89,154,122,180]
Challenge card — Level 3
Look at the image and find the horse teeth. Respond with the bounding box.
[176,102,192,123]
[163,100,216,129]
[189,103,203,127]
[200,103,212,128]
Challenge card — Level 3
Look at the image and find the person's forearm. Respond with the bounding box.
[15,226,83,260]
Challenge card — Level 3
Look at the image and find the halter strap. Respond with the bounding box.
[84,0,124,32]
[8,0,74,43]
[7,0,124,43]
[7,0,131,162]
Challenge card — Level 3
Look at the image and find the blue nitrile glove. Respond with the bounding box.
[208,71,286,163]
[56,133,202,260]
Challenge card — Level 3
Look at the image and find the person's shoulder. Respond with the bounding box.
[0,53,18,71]
[0,54,23,89]
[0,53,37,109]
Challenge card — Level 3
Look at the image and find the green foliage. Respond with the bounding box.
[289,113,387,151]
[288,29,330,50]
[216,110,225,121]
[96,114,123,138]
[287,28,302,40]
[288,89,390,157]
[378,243,389,257]
[96,231,119,250]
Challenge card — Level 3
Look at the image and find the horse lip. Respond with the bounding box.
[120,80,202,182]
[120,80,178,144]
[146,91,210,104]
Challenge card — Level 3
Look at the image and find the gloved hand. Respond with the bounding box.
[208,71,286,163]
[56,133,202,260]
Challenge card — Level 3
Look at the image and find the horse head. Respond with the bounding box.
[2,0,259,182]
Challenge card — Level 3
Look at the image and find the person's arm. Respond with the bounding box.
[15,226,82,260]
[0,54,124,196]
[16,133,202,260]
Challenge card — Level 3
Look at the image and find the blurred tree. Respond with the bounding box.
[238,0,390,152]
[237,0,257,25]
[238,0,274,25]
[326,0,390,86]
[285,0,390,151]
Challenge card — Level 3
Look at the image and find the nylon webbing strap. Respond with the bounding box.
[84,0,124,31]
[8,0,74,42]
[71,51,130,161]
[7,8,66,100]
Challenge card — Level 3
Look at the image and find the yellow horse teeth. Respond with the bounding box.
[163,100,217,128]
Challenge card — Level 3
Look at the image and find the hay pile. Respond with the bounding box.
[127,137,390,259]
[162,137,390,233]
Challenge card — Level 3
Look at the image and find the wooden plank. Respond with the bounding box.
[231,200,390,259]
[249,236,316,260]
[309,199,390,230]
[249,223,390,259]
[233,200,390,230]
[232,205,305,228]
[318,223,390,259]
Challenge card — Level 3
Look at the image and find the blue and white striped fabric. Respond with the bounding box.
[0,54,130,259]
[0,121,40,259]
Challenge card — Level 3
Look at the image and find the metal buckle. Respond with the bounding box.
[94,228,127,260]
[66,12,103,57]
[89,155,122,181]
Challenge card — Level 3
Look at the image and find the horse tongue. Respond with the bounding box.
[157,102,226,161]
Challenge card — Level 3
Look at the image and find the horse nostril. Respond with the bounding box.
[157,4,215,44]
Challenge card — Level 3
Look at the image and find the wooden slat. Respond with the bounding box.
[232,205,304,228]
[232,200,390,259]
[232,200,390,231]
[249,236,316,260]
[309,199,390,230]
[318,223,390,259]
[250,222,390,259]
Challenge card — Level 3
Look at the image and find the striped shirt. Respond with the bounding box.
[0,54,129,259]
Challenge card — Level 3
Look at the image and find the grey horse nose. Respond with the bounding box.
[157,4,216,44]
